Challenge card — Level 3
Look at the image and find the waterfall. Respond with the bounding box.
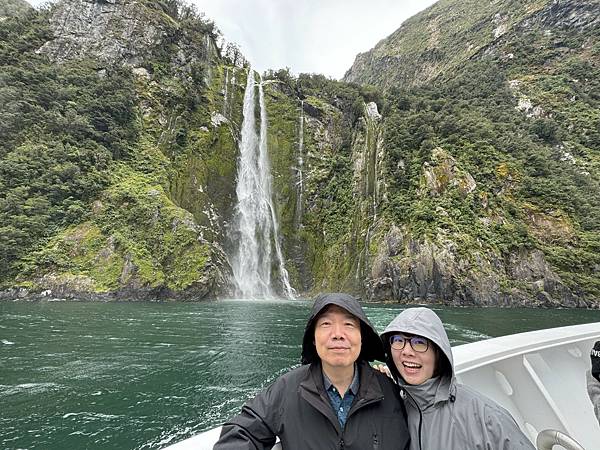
[222,67,229,116]
[355,102,383,283]
[230,69,236,114]
[230,69,295,299]
[222,67,236,118]
[294,100,305,230]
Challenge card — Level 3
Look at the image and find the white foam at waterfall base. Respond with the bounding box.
[229,69,295,299]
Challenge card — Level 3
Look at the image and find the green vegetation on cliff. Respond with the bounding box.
[27,165,212,293]
[0,0,31,18]
[0,10,137,282]
[383,59,599,272]
[261,71,387,292]
[0,0,237,297]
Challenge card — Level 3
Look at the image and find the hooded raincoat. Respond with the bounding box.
[381,307,535,450]
[214,293,410,450]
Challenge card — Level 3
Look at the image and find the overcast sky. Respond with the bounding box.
[28,0,438,79]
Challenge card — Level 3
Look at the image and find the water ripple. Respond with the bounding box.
[1,299,598,450]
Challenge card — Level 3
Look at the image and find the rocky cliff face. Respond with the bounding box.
[39,0,164,65]
[37,0,223,76]
[367,225,588,307]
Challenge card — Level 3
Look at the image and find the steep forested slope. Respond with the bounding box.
[0,0,239,299]
[1,0,598,306]
[343,0,600,305]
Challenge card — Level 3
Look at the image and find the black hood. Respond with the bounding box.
[301,293,385,364]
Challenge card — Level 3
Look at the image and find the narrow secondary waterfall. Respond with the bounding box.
[294,100,305,230]
[222,67,229,116]
[230,69,295,299]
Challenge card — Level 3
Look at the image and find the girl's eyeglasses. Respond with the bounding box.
[389,334,429,353]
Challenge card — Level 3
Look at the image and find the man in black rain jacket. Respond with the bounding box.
[213,292,410,450]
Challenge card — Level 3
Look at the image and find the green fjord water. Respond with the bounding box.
[1,299,599,450]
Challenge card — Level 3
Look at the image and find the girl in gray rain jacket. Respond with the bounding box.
[381,307,535,450]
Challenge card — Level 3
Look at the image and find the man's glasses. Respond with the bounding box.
[389,334,429,353]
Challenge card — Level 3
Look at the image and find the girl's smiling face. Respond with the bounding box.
[390,333,437,385]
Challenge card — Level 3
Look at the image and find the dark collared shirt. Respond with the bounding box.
[323,365,360,428]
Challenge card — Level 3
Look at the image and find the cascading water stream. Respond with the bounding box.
[294,100,305,230]
[222,67,229,116]
[230,69,295,299]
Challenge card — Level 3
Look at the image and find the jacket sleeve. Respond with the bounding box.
[587,369,600,425]
[478,403,536,450]
[213,380,282,450]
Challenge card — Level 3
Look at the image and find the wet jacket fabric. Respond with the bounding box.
[587,369,600,424]
[381,307,535,450]
[214,293,410,450]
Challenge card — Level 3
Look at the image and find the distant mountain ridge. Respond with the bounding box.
[344,0,599,89]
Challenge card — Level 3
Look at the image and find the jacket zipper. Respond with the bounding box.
[400,387,423,450]
[340,396,383,450]
[418,408,423,450]
[302,367,386,449]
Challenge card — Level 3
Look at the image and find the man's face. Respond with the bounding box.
[314,305,362,373]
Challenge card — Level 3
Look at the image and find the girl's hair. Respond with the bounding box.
[432,342,452,378]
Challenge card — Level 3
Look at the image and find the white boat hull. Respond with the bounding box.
[164,322,600,449]
[454,322,600,450]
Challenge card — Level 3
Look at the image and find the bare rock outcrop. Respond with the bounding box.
[366,225,591,307]
[37,0,219,72]
[38,0,166,65]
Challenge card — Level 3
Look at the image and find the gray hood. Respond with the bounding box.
[301,293,385,364]
[380,308,536,450]
[380,307,454,383]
